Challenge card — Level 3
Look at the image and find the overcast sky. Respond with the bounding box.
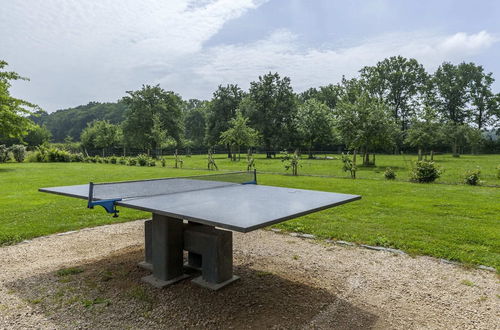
[1,0,499,112]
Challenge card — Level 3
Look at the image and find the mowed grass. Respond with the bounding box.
[162,153,500,185]
[0,162,499,270]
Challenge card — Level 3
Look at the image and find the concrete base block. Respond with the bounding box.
[191,275,240,291]
[183,262,202,272]
[137,261,153,272]
[141,274,190,288]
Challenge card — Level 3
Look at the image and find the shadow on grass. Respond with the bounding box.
[0,168,15,173]
[6,247,379,329]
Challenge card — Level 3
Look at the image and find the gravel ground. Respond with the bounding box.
[0,219,498,329]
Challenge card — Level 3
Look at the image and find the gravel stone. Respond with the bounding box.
[0,219,498,329]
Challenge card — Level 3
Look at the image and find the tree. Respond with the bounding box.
[432,62,473,125]
[24,125,51,147]
[468,64,499,130]
[244,72,297,157]
[205,85,244,157]
[360,56,429,133]
[296,98,335,158]
[405,106,443,159]
[122,85,183,153]
[184,102,208,148]
[219,111,259,161]
[0,60,38,140]
[300,84,343,109]
[335,86,397,166]
[80,120,121,156]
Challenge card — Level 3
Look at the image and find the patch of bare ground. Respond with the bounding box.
[0,220,498,329]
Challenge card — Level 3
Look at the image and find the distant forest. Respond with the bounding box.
[2,56,500,157]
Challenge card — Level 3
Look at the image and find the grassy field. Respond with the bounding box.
[161,153,500,185]
[0,162,499,270]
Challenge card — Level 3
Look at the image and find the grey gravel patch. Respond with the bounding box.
[478,265,496,272]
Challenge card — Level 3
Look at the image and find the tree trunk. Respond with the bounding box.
[372,153,376,166]
[430,150,434,161]
[352,150,357,179]
[418,148,422,161]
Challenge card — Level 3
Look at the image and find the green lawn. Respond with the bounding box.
[1,162,499,271]
[162,153,500,185]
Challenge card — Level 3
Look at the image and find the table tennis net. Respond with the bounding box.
[89,171,256,201]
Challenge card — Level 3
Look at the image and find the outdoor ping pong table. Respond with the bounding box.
[39,171,360,290]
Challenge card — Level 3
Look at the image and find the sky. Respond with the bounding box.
[1,0,499,113]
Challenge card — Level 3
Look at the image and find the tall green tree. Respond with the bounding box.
[335,84,397,165]
[0,61,38,140]
[468,64,499,129]
[184,101,208,148]
[206,85,244,157]
[300,84,343,109]
[360,56,428,132]
[296,99,335,158]
[219,111,259,161]
[80,120,121,156]
[122,85,183,153]
[405,106,443,158]
[244,72,298,157]
[24,125,51,147]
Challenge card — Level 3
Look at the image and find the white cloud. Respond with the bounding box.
[0,0,497,111]
[0,0,265,110]
[188,30,499,94]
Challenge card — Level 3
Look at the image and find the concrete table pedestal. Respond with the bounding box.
[140,214,239,290]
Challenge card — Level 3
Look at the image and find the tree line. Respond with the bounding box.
[1,56,499,164]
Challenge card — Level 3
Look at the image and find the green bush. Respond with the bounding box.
[47,148,71,162]
[0,145,10,162]
[137,154,149,166]
[109,156,117,164]
[160,157,166,167]
[9,145,26,162]
[463,168,481,186]
[127,158,137,166]
[70,153,84,162]
[410,161,441,183]
[103,158,109,164]
[496,165,500,179]
[149,160,156,167]
[384,167,396,180]
[118,157,127,165]
[96,156,103,163]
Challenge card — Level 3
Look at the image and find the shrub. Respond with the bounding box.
[47,148,71,162]
[103,157,109,164]
[384,167,396,180]
[160,157,166,167]
[148,160,156,166]
[137,154,149,166]
[127,158,137,166]
[497,165,500,179]
[9,145,26,162]
[109,156,117,164]
[118,157,127,165]
[0,145,10,162]
[70,153,84,162]
[96,156,103,163]
[463,168,481,186]
[410,161,441,183]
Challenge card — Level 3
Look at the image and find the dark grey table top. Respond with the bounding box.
[40,180,360,233]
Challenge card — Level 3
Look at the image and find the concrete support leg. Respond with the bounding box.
[141,214,189,288]
[184,223,239,290]
[138,219,153,271]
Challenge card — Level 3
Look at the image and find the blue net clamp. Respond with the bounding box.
[87,182,122,217]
